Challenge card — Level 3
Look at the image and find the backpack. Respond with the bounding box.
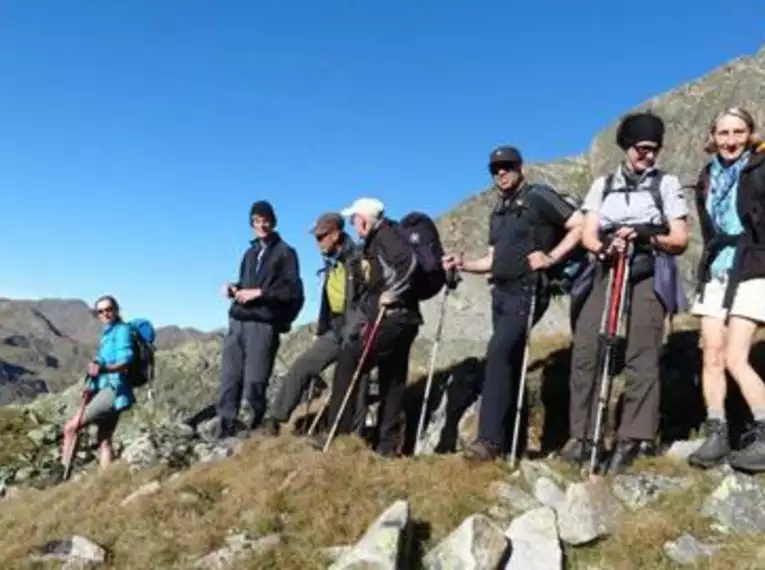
[602,171,666,222]
[527,185,590,297]
[126,318,156,389]
[395,212,447,301]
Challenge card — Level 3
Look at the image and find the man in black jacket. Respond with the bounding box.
[315,197,420,456]
[215,200,304,439]
[263,212,366,436]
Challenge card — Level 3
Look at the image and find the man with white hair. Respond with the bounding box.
[314,197,420,456]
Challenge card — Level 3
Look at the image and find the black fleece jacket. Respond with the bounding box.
[229,232,302,329]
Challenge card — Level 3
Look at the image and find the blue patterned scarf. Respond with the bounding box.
[706,150,750,278]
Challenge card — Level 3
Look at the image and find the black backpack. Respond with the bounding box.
[395,212,447,301]
[602,171,666,221]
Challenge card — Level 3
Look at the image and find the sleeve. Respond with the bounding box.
[532,185,576,226]
[378,227,417,299]
[660,174,690,220]
[261,246,302,304]
[581,176,607,214]
[109,325,134,367]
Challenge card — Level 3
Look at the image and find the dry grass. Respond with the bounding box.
[0,435,507,569]
[0,408,37,465]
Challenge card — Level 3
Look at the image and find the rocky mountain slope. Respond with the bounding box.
[0,298,221,405]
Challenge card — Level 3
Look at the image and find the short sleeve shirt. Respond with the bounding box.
[581,166,688,229]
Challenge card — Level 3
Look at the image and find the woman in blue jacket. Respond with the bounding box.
[60,295,135,472]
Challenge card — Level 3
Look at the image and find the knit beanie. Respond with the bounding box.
[616,112,665,150]
[249,200,277,227]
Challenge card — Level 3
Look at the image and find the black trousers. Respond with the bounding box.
[326,312,418,454]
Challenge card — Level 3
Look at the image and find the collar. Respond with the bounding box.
[250,231,280,248]
[613,163,660,190]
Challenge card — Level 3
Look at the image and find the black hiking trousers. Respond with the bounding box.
[326,311,418,455]
[478,284,547,452]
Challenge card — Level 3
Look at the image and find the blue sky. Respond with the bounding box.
[0,1,761,331]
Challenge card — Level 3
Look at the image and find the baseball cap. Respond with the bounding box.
[310,212,344,236]
[488,145,523,166]
[340,197,385,219]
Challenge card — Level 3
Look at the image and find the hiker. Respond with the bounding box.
[313,197,420,456]
[561,111,689,473]
[216,200,304,439]
[442,145,584,462]
[687,107,765,473]
[60,295,135,472]
[262,212,366,436]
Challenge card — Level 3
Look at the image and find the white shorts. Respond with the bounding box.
[691,276,765,323]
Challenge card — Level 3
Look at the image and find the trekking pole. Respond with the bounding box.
[588,242,633,476]
[322,308,386,453]
[414,268,460,455]
[508,275,539,470]
[62,385,93,482]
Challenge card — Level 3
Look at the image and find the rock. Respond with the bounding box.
[612,473,693,510]
[121,480,161,506]
[533,478,565,510]
[663,534,721,565]
[663,439,705,460]
[121,433,160,470]
[555,480,623,546]
[701,473,765,534]
[27,424,59,446]
[329,499,411,570]
[12,465,37,483]
[519,460,567,489]
[489,482,541,515]
[31,535,108,564]
[414,384,449,455]
[422,514,508,570]
[505,506,562,570]
[321,545,353,564]
[193,441,239,464]
[193,532,281,569]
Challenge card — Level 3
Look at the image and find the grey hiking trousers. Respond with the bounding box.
[269,332,341,423]
[218,319,280,427]
[569,270,665,442]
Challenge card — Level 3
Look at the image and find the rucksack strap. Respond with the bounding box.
[602,171,665,222]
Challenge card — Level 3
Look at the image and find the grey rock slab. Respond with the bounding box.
[329,499,410,570]
[555,480,623,546]
[120,433,159,471]
[663,439,705,460]
[663,534,721,565]
[121,480,161,506]
[612,473,693,510]
[423,513,508,570]
[533,477,566,511]
[519,460,568,489]
[490,481,541,515]
[701,473,765,534]
[31,535,108,564]
[505,506,562,570]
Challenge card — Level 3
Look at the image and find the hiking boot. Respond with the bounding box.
[688,419,730,469]
[728,421,765,474]
[559,438,593,464]
[606,439,641,474]
[462,438,503,462]
[261,418,281,438]
[210,419,237,441]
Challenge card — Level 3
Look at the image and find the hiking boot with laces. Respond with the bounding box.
[606,438,641,474]
[462,438,503,462]
[688,419,730,469]
[728,421,765,473]
[559,438,593,465]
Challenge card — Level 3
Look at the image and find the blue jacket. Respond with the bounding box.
[86,321,136,412]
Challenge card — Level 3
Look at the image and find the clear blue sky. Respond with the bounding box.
[0,1,761,331]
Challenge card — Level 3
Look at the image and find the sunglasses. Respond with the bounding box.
[315,232,329,241]
[96,306,114,315]
[489,161,519,176]
[634,144,660,156]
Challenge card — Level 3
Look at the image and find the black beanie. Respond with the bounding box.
[249,200,277,227]
[616,112,665,150]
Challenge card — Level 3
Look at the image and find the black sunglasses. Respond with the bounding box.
[96,306,114,315]
[489,161,520,176]
[634,144,660,155]
[315,232,329,241]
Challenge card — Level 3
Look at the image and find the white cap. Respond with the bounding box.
[340,197,385,219]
